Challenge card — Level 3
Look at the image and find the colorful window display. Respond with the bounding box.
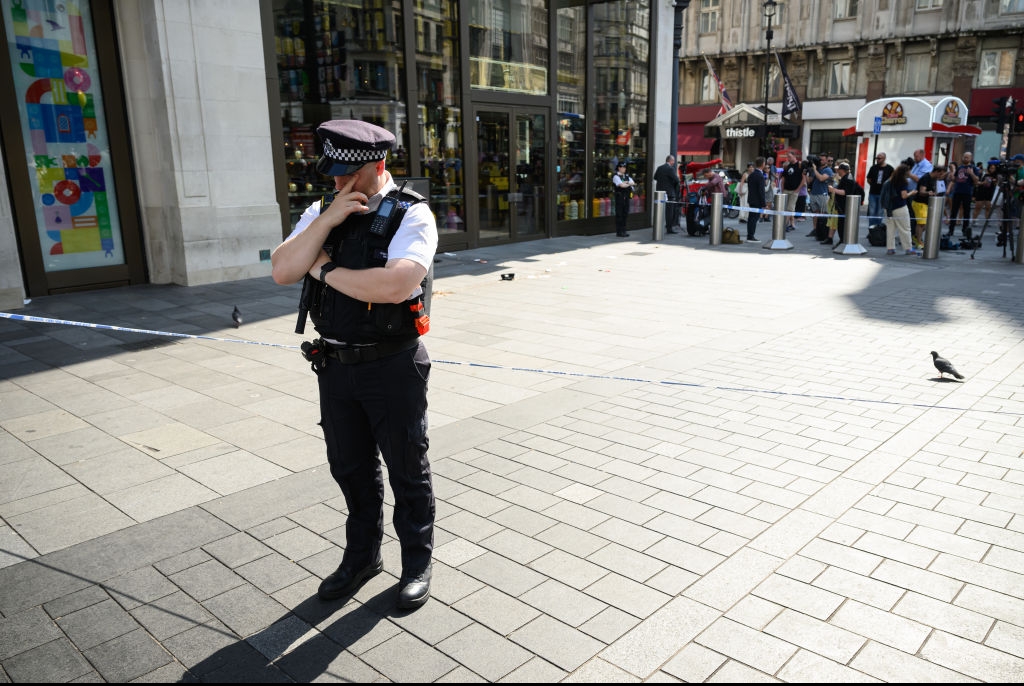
[3,0,126,271]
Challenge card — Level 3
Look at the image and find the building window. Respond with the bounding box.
[915,0,943,9]
[761,1,787,26]
[468,0,548,94]
[557,4,587,220]
[699,0,719,33]
[701,70,716,102]
[828,61,851,96]
[1000,0,1024,12]
[834,0,858,18]
[903,53,931,92]
[979,49,1017,86]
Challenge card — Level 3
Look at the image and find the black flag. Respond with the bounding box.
[776,52,801,117]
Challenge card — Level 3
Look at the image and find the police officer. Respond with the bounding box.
[271,120,438,610]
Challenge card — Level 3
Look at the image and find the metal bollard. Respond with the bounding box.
[922,195,944,260]
[652,190,665,242]
[1015,201,1024,265]
[763,195,793,250]
[709,192,723,245]
[834,194,867,255]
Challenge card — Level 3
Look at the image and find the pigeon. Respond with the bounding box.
[930,351,964,380]
[232,305,242,328]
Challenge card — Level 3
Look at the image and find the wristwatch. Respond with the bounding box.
[319,262,337,283]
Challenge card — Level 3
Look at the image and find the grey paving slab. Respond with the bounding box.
[436,624,532,681]
[202,584,289,637]
[360,631,459,683]
[0,606,63,661]
[0,507,233,614]
[1,638,94,683]
[129,590,218,641]
[273,633,381,682]
[83,629,174,682]
[56,598,141,650]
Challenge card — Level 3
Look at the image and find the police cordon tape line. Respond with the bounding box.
[1,310,1020,417]
[653,198,1021,223]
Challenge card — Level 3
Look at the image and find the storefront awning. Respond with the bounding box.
[677,124,717,156]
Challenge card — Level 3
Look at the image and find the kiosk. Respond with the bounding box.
[843,96,982,187]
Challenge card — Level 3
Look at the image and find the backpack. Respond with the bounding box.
[880,179,895,213]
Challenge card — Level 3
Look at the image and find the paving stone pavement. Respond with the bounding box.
[1,226,1023,682]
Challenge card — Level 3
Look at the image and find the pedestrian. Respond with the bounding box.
[612,161,636,237]
[745,157,766,242]
[947,151,978,238]
[737,162,754,221]
[884,164,918,255]
[823,161,864,246]
[866,152,894,222]
[271,119,438,611]
[807,153,834,239]
[763,156,777,222]
[653,154,680,234]
[780,151,805,231]
[910,165,943,246]
[971,161,997,227]
[907,148,933,234]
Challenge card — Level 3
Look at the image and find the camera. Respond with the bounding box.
[801,154,820,171]
[902,157,914,168]
[989,160,1015,176]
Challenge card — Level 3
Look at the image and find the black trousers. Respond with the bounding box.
[317,341,434,574]
[615,192,629,233]
[665,195,680,230]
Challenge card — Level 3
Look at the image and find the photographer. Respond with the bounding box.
[805,154,833,240]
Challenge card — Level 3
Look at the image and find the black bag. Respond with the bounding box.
[880,180,895,214]
[867,223,886,247]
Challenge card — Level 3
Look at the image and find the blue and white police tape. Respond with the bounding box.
[0,311,300,350]
[1,310,1020,417]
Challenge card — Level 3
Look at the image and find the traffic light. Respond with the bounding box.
[1016,110,1024,133]
[993,96,1009,128]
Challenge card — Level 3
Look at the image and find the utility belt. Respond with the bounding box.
[301,336,418,373]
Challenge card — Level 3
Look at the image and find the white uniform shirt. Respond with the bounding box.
[289,173,438,298]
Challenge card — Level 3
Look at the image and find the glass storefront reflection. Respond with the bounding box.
[274,0,466,235]
[467,1,549,95]
[593,0,648,219]
[556,4,586,220]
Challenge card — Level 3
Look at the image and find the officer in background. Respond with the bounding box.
[271,120,438,610]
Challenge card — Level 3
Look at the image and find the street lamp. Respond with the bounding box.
[669,2,692,159]
[763,0,777,159]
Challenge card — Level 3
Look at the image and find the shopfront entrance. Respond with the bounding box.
[0,0,145,296]
[473,106,548,243]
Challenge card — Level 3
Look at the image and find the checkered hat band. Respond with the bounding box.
[323,137,388,163]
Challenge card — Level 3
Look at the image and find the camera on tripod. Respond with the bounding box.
[801,154,821,172]
[989,159,1016,177]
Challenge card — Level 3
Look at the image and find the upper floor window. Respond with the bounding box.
[916,0,943,9]
[835,0,858,18]
[762,2,787,27]
[701,69,716,102]
[979,49,1017,86]
[699,0,720,34]
[1000,0,1024,12]
[903,53,931,92]
[828,61,851,96]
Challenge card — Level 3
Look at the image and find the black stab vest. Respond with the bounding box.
[308,189,427,343]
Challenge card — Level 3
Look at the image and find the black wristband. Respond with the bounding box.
[319,262,337,284]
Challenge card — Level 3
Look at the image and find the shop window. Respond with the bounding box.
[467,0,548,94]
[834,0,858,19]
[416,1,464,235]
[903,53,931,93]
[274,0,407,229]
[557,4,587,220]
[978,49,1016,87]
[1001,0,1024,12]
[698,0,719,34]
[915,0,943,9]
[592,1,649,219]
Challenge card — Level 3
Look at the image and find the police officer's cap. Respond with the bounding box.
[316,120,394,176]
[1012,153,1024,162]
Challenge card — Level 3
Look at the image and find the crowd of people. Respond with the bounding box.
[673,149,1024,254]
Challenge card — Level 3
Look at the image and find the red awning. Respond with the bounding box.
[677,124,717,156]
[931,122,983,136]
[677,104,723,124]
[842,125,858,137]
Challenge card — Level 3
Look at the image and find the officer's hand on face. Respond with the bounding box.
[321,176,370,226]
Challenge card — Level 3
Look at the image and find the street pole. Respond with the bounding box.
[762,1,776,160]
[670,3,686,160]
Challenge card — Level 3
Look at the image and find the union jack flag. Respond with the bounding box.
[703,54,733,116]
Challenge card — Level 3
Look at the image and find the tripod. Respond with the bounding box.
[972,178,1017,260]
